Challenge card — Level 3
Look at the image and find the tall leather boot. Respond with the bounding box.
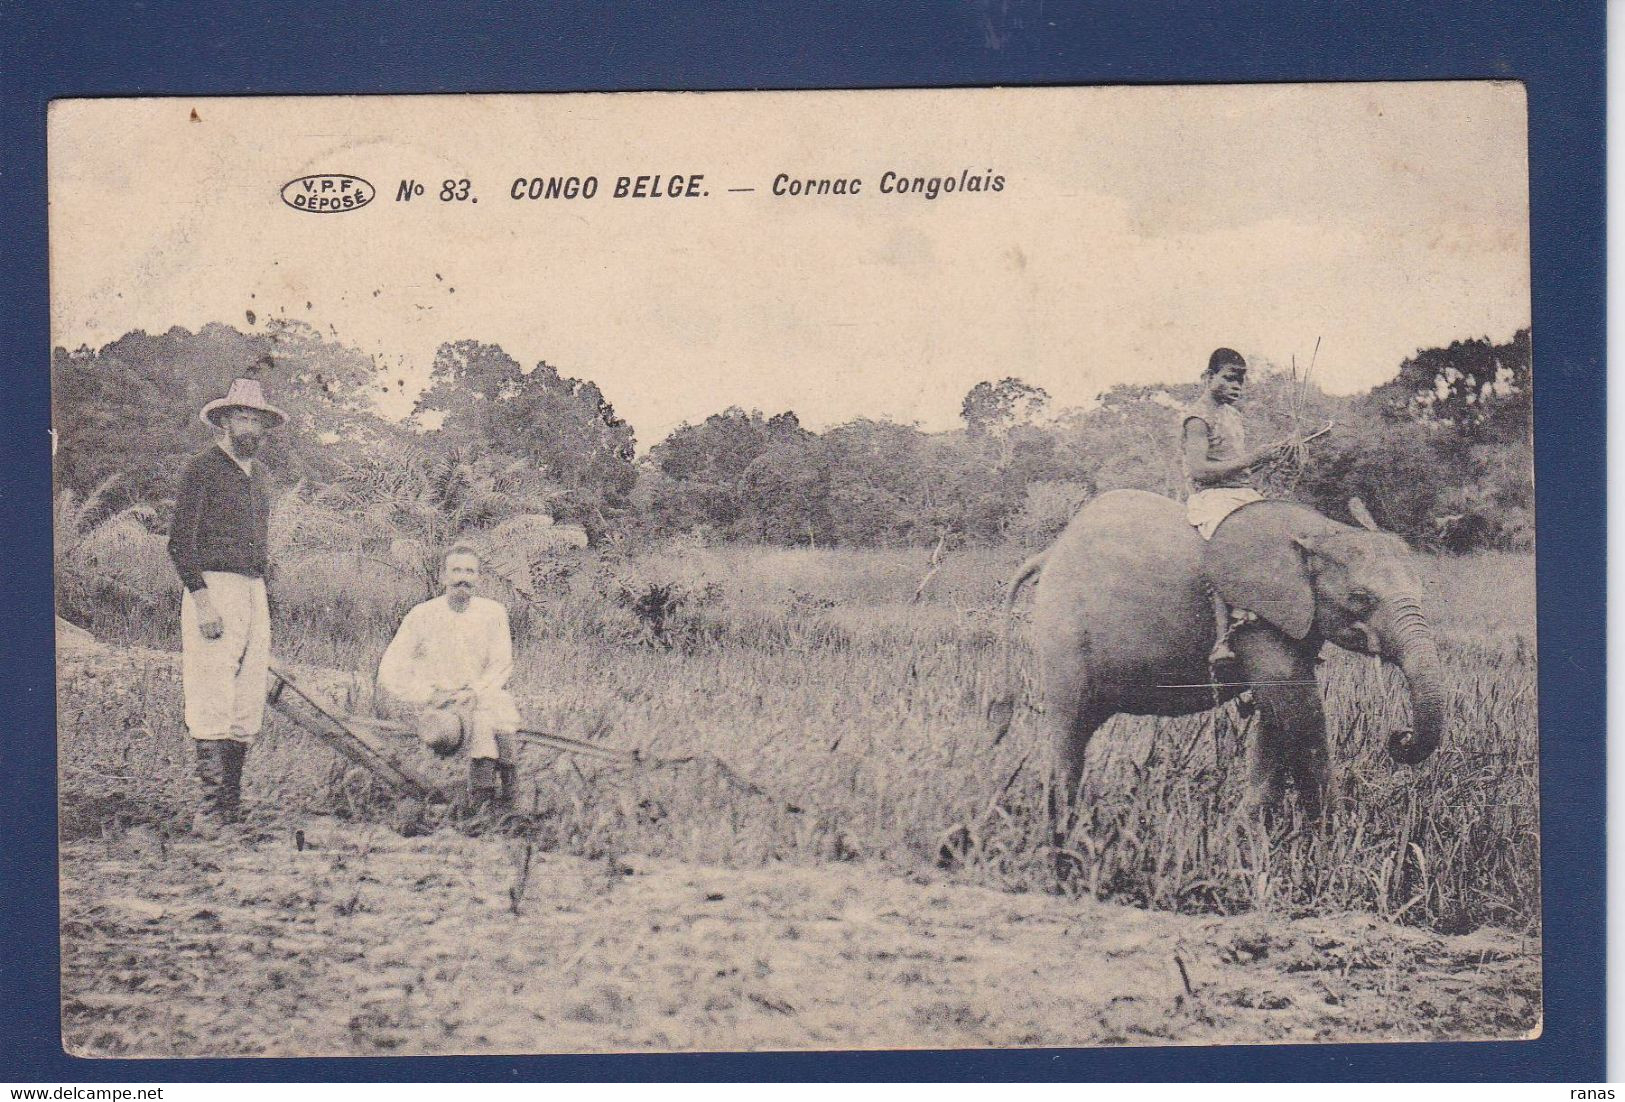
[192,740,229,838]
[219,739,248,823]
[493,734,518,810]
[467,757,498,811]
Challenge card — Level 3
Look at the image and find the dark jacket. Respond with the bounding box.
[166,444,271,592]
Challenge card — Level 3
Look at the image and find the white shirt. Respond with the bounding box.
[376,594,521,728]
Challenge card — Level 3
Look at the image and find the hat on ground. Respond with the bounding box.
[199,378,287,428]
[418,708,466,758]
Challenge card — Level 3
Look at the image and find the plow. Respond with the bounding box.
[265,665,792,816]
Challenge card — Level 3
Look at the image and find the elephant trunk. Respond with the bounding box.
[1381,594,1446,766]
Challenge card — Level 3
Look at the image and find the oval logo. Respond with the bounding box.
[280,174,375,214]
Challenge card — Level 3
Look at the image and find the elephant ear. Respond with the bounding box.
[1204,503,1318,639]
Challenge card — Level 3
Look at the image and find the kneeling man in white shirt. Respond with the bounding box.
[378,543,521,809]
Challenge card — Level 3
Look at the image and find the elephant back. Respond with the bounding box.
[1056,490,1198,573]
[1033,490,1211,688]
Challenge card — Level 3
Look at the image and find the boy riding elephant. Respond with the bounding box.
[1181,347,1325,680]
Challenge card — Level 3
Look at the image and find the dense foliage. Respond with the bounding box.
[52,324,1532,556]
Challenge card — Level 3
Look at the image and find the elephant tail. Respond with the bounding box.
[987,551,1046,744]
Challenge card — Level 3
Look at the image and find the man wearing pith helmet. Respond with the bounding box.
[166,377,285,839]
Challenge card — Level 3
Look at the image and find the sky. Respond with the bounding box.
[49,84,1530,447]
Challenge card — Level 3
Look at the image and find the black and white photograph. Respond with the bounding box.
[49,84,1538,1056]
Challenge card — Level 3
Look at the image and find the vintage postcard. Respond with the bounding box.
[49,85,1536,1057]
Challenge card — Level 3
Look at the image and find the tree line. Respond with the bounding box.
[52,321,1532,555]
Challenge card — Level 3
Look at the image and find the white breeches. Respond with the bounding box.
[460,699,516,760]
[181,571,271,742]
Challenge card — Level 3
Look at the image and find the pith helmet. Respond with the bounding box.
[417,708,465,757]
[199,378,288,428]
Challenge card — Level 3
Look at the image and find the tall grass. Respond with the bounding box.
[56,541,1539,936]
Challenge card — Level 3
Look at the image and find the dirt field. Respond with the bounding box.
[61,818,1538,1057]
[55,547,1541,1057]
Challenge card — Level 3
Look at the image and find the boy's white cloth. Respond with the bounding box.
[1186,486,1264,540]
[377,594,521,758]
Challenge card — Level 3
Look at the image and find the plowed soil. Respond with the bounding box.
[60,818,1539,1057]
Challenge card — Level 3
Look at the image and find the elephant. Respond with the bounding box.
[989,489,1446,823]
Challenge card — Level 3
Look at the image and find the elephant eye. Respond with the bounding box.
[1348,588,1375,611]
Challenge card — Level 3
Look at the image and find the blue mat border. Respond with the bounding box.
[0,1,1602,1082]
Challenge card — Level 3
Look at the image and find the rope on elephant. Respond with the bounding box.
[1154,679,1320,690]
[632,750,796,809]
[481,727,810,816]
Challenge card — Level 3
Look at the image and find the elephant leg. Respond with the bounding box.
[1244,713,1288,815]
[1282,687,1328,821]
[1047,693,1108,850]
[1232,629,1327,821]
